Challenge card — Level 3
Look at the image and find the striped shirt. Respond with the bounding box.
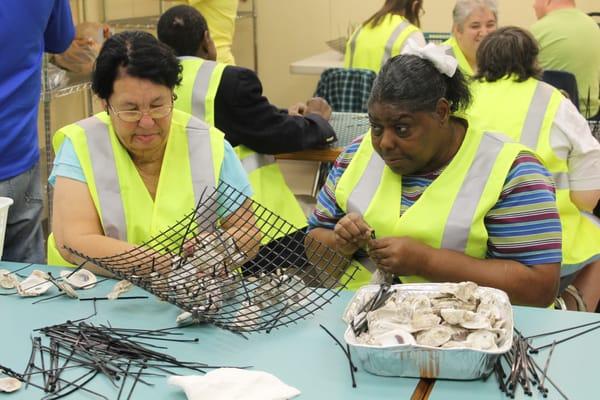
[308,135,563,266]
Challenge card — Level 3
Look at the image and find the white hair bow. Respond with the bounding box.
[402,40,458,78]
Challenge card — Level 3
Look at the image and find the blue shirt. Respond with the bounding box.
[0,0,74,180]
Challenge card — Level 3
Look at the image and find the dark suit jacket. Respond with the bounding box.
[214,66,336,154]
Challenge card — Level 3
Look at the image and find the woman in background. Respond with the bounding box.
[470,26,600,311]
[344,0,426,73]
[444,0,497,77]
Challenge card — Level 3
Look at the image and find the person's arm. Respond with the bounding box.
[44,0,75,54]
[551,99,600,211]
[52,176,137,277]
[214,66,336,153]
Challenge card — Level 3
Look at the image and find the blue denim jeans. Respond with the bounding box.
[0,162,45,263]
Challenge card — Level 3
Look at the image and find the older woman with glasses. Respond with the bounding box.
[47,31,260,274]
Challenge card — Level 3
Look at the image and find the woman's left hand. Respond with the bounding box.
[367,236,431,276]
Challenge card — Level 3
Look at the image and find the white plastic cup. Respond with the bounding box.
[0,197,14,261]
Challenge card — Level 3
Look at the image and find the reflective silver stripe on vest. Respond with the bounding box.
[191,60,218,121]
[582,211,600,229]
[347,152,386,215]
[347,26,363,68]
[520,81,554,149]
[78,116,127,240]
[441,133,505,251]
[186,116,219,232]
[240,153,276,174]
[552,172,570,190]
[381,21,410,66]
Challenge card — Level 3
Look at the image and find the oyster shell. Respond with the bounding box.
[410,313,441,331]
[57,281,78,299]
[16,270,52,297]
[107,280,133,300]
[0,377,21,393]
[416,326,454,347]
[466,330,498,350]
[374,328,416,346]
[60,269,97,289]
[0,269,19,289]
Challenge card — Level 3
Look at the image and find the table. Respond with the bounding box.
[289,50,344,75]
[3,263,598,400]
[0,262,420,400]
[276,112,369,163]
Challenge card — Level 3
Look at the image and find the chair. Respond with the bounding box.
[314,67,377,113]
[542,70,580,111]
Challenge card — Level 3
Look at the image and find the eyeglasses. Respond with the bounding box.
[107,102,173,123]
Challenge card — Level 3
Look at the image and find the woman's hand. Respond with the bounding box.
[367,236,431,276]
[333,213,372,257]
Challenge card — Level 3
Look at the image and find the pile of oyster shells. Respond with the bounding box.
[344,282,511,351]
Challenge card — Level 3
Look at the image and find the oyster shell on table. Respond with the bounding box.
[16,270,52,297]
[60,269,97,289]
[107,280,133,300]
[0,377,21,393]
[0,269,19,289]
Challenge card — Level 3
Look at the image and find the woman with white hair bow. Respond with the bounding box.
[444,0,498,76]
[307,44,561,307]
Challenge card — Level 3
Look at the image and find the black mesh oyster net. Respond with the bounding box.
[66,182,359,332]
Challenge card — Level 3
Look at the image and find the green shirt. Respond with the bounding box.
[531,8,600,118]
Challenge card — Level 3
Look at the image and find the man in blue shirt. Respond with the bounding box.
[0,0,74,262]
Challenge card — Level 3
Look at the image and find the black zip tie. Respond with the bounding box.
[319,324,358,388]
[538,341,556,395]
[8,263,35,275]
[79,296,149,301]
[530,349,569,400]
[525,320,600,340]
[126,365,146,400]
[63,260,87,280]
[529,323,600,353]
[41,369,103,400]
[117,360,131,400]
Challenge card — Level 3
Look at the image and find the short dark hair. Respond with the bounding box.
[474,26,542,83]
[91,30,182,100]
[157,5,208,57]
[368,54,472,114]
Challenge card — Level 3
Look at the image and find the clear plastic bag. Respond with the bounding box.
[52,22,110,74]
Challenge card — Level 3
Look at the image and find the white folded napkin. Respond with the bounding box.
[168,368,301,400]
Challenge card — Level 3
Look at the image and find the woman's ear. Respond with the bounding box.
[435,98,451,125]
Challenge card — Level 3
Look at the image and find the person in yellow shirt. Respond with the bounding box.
[444,0,498,77]
[185,0,244,65]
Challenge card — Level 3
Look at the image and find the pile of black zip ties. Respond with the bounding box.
[493,320,600,399]
[0,313,244,400]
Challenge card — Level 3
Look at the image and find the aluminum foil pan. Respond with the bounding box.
[343,283,513,379]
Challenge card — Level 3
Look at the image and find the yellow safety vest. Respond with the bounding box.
[47,110,225,267]
[344,14,420,73]
[443,36,474,78]
[336,128,526,290]
[469,77,600,274]
[175,57,307,242]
